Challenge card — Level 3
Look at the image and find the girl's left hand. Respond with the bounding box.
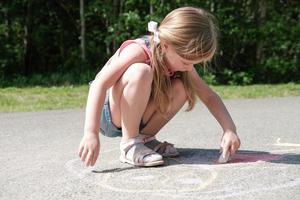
[220,131,241,156]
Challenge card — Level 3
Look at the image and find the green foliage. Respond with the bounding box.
[0,0,299,87]
[255,2,300,83]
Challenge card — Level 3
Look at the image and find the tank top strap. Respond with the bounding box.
[118,38,152,66]
[140,35,151,50]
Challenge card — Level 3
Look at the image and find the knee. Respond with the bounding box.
[126,63,153,85]
[171,79,187,100]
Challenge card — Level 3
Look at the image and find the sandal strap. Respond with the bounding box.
[153,141,170,153]
[132,144,156,163]
[141,135,156,143]
[120,137,143,157]
[120,137,158,163]
[140,134,177,156]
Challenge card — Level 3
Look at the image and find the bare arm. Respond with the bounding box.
[190,68,240,156]
[84,43,149,135]
[190,68,236,132]
[78,43,148,166]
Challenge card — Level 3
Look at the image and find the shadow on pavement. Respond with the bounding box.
[164,148,300,166]
[91,148,300,174]
[91,166,141,174]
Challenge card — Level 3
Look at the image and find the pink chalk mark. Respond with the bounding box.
[214,153,283,165]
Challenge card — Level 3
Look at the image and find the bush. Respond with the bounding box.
[0,1,299,86]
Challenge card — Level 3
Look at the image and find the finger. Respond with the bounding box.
[218,146,230,163]
[91,150,99,166]
[222,144,230,157]
[85,151,93,167]
[78,145,84,157]
[81,148,88,162]
[219,147,223,154]
[236,140,241,149]
[234,138,241,150]
[230,145,236,156]
[230,142,239,156]
[223,138,231,153]
[220,136,226,153]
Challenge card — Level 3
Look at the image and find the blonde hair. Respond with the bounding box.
[150,7,218,114]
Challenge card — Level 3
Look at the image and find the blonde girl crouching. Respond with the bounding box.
[78,7,241,167]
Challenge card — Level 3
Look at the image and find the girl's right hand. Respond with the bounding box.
[78,132,100,167]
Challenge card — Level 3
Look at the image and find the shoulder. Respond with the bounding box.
[118,39,150,64]
[94,41,151,87]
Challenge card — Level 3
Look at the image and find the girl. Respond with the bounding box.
[78,7,240,167]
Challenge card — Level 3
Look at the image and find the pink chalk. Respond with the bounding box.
[214,153,283,164]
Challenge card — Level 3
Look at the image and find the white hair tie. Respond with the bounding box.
[148,21,160,43]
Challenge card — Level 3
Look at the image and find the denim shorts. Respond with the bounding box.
[100,90,146,137]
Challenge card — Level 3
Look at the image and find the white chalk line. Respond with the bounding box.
[268,138,300,154]
[274,138,300,147]
[65,138,300,198]
[98,164,218,194]
[64,158,299,199]
[146,165,300,200]
[270,148,299,153]
[64,147,119,180]
[64,158,90,180]
[65,155,218,194]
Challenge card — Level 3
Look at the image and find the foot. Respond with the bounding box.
[119,137,164,167]
[140,135,179,157]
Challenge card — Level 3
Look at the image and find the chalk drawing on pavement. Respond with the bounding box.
[65,138,300,199]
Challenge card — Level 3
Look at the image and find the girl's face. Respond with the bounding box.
[163,43,203,73]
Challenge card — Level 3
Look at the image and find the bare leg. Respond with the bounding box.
[109,63,163,166]
[109,63,153,141]
[141,78,187,136]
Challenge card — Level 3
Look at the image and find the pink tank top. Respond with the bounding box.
[118,36,152,66]
[109,36,175,76]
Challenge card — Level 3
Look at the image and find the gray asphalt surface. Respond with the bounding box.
[1,97,300,200]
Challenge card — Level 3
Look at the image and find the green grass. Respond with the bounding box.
[0,86,89,112]
[0,83,299,112]
[212,83,300,99]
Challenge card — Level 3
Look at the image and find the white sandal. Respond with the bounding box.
[119,137,164,167]
[141,135,180,157]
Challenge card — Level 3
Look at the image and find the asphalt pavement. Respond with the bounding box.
[1,97,300,200]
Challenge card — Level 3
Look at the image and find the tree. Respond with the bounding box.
[24,0,34,76]
[80,0,86,61]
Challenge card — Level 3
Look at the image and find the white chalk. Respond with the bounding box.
[218,151,230,164]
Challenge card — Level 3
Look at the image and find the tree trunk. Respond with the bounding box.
[4,7,10,39]
[112,0,119,51]
[24,0,34,76]
[150,2,153,15]
[256,0,266,64]
[80,0,86,61]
